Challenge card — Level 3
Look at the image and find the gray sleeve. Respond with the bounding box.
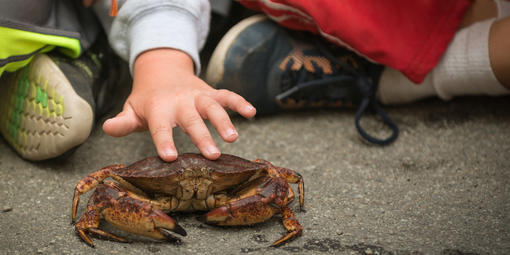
[93,0,210,75]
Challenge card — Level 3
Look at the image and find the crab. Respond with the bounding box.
[71,153,305,247]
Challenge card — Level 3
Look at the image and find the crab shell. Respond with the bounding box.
[116,154,268,203]
[72,153,304,247]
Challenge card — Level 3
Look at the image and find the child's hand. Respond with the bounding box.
[102,48,256,161]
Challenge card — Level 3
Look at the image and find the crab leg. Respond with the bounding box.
[274,166,304,211]
[204,177,302,247]
[74,184,129,247]
[72,164,125,222]
[272,207,301,246]
[254,159,305,211]
[74,181,186,247]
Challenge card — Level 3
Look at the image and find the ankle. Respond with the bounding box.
[432,18,509,100]
[489,17,510,89]
[378,17,509,105]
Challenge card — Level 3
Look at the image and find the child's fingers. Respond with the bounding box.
[213,89,256,118]
[102,105,142,137]
[147,110,178,162]
[196,95,238,143]
[177,105,220,160]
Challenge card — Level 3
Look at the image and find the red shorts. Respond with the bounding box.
[239,0,472,83]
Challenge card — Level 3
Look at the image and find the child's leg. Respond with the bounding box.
[490,16,510,88]
[378,0,510,104]
[459,0,498,28]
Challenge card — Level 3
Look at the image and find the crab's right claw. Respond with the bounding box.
[74,182,186,247]
[150,209,188,238]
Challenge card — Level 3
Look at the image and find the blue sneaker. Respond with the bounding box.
[205,15,398,145]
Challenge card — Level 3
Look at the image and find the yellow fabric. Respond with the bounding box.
[0,26,81,76]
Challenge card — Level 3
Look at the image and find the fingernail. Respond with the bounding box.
[162,148,177,159]
[206,146,220,157]
[245,105,255,112]
[225,128,238,139]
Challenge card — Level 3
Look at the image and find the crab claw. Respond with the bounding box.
[150,209,187,237]
[203,176,303,247]
[74,182,187,247]
[201,206,230,223]
[204,196,278,226]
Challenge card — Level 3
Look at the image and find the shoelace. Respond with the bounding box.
[276,43,399,145]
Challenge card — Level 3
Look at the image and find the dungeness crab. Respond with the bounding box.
[72,153,304,247]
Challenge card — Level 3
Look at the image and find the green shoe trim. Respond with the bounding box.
[0,64,66,154]
[72,60,93,78]
[0,26,81,76]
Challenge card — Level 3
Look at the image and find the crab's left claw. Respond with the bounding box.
[203,177,302,247]
[205,200,302,247]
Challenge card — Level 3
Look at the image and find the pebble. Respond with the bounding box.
[2,206,12,212]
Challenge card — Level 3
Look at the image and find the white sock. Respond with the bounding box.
[377,67,436,104]
[431,18,508,100]
[378,17,509,104]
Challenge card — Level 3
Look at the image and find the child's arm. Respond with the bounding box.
[103,48,256,161]
[91,0,256,161]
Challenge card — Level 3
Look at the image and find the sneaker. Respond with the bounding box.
[205,15,399,145]
[0,38,121,160]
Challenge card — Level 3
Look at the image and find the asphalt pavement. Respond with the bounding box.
[1,96,509,255]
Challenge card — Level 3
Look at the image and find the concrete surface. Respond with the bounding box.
[1,96,509,255]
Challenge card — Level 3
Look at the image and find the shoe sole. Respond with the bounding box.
[0,54,93,161]
[205,14,268,87]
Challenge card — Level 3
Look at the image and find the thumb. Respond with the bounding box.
[103,104,143,137]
